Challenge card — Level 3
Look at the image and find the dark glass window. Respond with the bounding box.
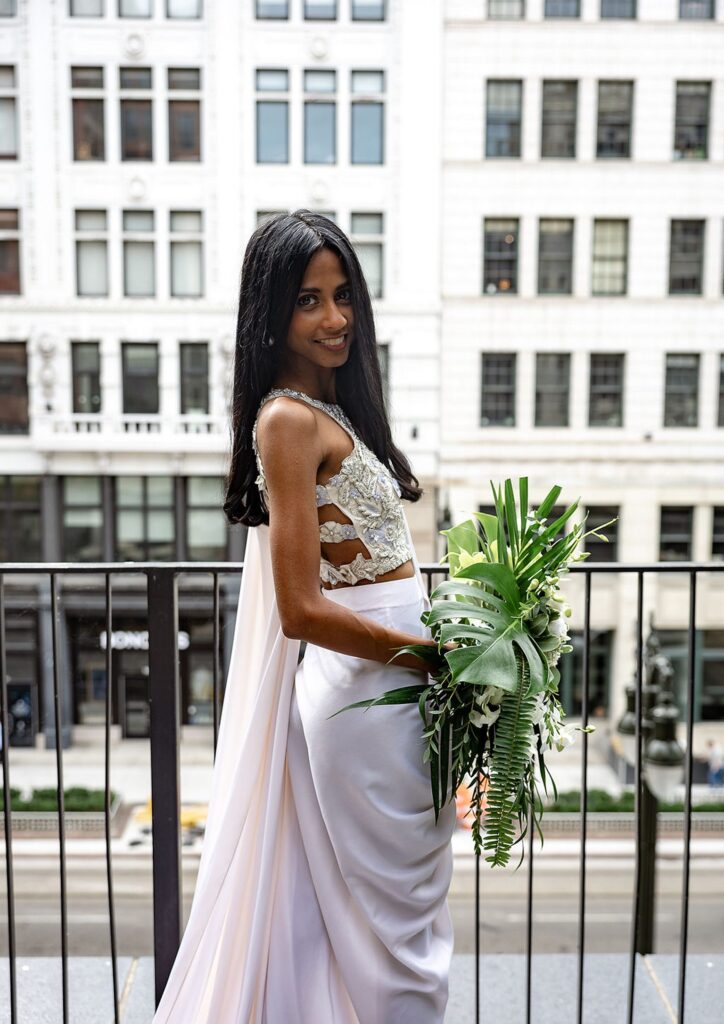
[664,353,699,427]
[71,67,104,161]
[559,629,612,717]
[256,69,289,163]
[0,207,20,294]
[674,82,710,160]
[601,0,635,15]
[481,353,516,426]
[168,100,200,161]
[592,219,628,296]
[351,72,384,165]
[0,65,18,160]
[120,68,153,161]
[0,341,28,433]
[180,342,209,415]
[589,353,624,426]
[585,506,619,561]
[304,0,336,17]
[486,80,522,157]
[0,476,41,562]
[541,81,577,158]
[669,219,704,295]
[483,218,519,295]
[535,353,570,426]
[713,508,724,561]
[256,0,288,16]
[186,477,228,560]
[659,506,693,561]
[115,476,175,561]
[122,342,159,415]
[545,0,579,15]
[596,81,633,158]
[538,219,574,295]
[63,476,103,561]
[71,341,101,415]
[680,0,713,17]
[352,0,385,18]
[488,0,524,16]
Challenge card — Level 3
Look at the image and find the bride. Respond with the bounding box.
[152,209,458,1023]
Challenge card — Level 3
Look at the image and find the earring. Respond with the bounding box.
[265,334,275,348]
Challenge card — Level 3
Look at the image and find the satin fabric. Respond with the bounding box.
[152,516,456,1023]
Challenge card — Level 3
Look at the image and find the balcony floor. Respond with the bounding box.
[0,953,721,1023]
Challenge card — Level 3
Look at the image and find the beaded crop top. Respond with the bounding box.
[251,388,414,587]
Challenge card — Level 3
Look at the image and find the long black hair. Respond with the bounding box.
[223,208,423,528]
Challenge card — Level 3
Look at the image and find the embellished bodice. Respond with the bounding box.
[251,388,413,587]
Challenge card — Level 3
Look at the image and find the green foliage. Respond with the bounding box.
[0,787,118,812]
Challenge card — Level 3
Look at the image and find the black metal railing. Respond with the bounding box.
[0,559,721,1023]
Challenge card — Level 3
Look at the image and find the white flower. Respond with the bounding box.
[554,724,577,752]
[469,704,501,728]
[548,616,568,638]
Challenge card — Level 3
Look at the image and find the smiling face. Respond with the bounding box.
[284,247,354,367]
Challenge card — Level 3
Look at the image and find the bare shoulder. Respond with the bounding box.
[255,395,322,469]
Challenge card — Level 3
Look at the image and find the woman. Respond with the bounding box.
[152,210,457,1023]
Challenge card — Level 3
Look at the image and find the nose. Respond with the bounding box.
[320,300,348,331]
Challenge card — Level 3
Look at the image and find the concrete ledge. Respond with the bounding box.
[0,953,721,1022]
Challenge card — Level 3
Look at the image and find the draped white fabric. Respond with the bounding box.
[152,515,456,1023]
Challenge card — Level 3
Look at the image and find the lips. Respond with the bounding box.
[314,334,348,350]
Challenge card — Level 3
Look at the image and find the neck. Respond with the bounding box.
[271,375,337,404]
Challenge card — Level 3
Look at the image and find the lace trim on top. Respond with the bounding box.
[252,387,412,586]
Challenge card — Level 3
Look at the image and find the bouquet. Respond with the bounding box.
[332,478,616,868]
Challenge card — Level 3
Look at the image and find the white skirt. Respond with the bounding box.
[264,574,457,1024]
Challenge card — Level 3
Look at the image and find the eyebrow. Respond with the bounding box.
[298,280,350,293]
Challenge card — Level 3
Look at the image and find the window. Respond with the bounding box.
[674,82,710,160]
[480,353,516,426]
[0,342,28,433]
[488,0,524,16]
[71,66,104,161]
[351,70,384,165]
[483,218,518,295]
[669,219,704,295]
[71,341,101,415]
[535,353,570,426]
[601,0,635,15]
[304,70,336,164]
[486,80,522,158]
[584,506,619,561]
[256,209,289,226]
[116,477,175,561]
[680,0,713,17]
[75,210,108,297]
[122,342,159,415]
[719,354,724,427]
[123,209,155,297]
[592,219,628,296]
[180,342,209,414]
[304,0,336,17]
[0,66,18,160]
[713,508,724,561]
[541,81,577,159]
[170,210,203,297]
[377,342,389,406]
[119,0,151,15]
[168,67,201,162]
[256,69,289,164]
[63,477,103,562]
[120,66,153,161]
[186,477,228,560]
[0,476,41,562]
[0,208,20,293]
[659,506,693,561]
[350,212,383,298]
[167,0,202,16]
[538,219,574,295]
[596,81,633,158]
[664,353,699,427]
[256,0,288,15]
[545,0,579,15]
[70,0,103,12]
[352,0,385,19]
[589,353,624,426]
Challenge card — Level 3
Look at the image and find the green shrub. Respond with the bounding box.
[0,787,119,812]
[534,789,724,813]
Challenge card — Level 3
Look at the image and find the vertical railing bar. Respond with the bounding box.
[212,572,220,757]
[50,573,69,1024]
[104,573,120,1022]
[147,568,182,1007]
[677,569,697,1023]
[474,851,480,1024]
[526,777,534,1024]
[0,574,18,1024]
[626,570,644,1024]
[576,569,592,1024]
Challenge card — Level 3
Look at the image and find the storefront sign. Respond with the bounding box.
[99,629,190,652]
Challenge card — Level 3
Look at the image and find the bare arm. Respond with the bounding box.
[256,397,446,676]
